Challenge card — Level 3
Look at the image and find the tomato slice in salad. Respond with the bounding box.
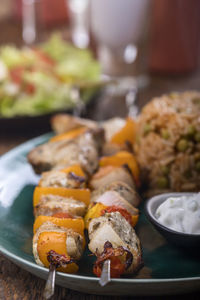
[32,48,55,66]
[10,66,35,94]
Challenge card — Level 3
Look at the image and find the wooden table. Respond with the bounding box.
[0,18,200,300]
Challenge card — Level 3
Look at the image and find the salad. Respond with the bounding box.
[0,34,100,117]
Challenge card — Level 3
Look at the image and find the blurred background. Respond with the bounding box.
[0,0,200,142]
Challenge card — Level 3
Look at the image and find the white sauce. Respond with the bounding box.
[155,193,200,234]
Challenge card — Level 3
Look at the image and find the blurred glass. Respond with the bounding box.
[67,0,90,49]
[90,0,149,76]
[21,0,69,45]
[90,0,149,118]
[22,0,37,45]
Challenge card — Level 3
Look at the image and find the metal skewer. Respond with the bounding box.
[43,264,56,299]
[70,86,86,117]
[99,259,111,287]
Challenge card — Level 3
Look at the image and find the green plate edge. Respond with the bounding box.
[0,132,200,296]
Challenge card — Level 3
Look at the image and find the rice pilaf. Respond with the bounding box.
[134,91,200,196]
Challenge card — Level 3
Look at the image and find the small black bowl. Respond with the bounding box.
[145,192,200,249]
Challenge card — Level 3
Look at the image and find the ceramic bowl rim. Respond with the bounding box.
[145,192,200,238]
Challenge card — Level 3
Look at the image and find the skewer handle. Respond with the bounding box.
[43,265,56,299]
[99,259,111,287]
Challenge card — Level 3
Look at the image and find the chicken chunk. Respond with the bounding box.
[91,181,140,207]
[28,130,101,175]
[88,212,142,274]
[34,194,87,218]
[90,166,135,190]
[39,170,86,189]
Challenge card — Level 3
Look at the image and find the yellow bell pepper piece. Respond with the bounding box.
[131,215,139,227]
[34,216,85,247]
[85,203,139,229]
[37,231,78,273]
[84,203,107,229]
[60,164,85,177]
[111,117,136,145]
[50,127,86,143]
[99,151,140,186]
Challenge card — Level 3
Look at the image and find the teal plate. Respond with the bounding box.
[0,133,200,296]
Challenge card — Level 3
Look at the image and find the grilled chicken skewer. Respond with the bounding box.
[29,113,142,291]
[48,114,142,283]
[30,116,106,296]
[28,118,103,298]
[31,163,93,298]
[86,189,142,281]
[32,165,89,270]
[30,125,101,272]
[86,158,142,283]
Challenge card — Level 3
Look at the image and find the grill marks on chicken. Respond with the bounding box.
[39,170,86,189]
[28,129,103,175]
[34,195,87,218]
[91,181,141,207]
[90,166,136,190]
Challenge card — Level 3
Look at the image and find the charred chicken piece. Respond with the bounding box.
[93,241,133,278]
[47,250,75,268]
[88,212,142,275]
